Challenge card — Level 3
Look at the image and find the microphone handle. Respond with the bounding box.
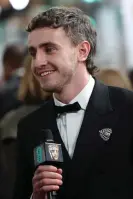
[47,191,57,199]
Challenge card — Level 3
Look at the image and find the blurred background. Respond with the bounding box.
[0,0,133,75]
[1,1,133,199]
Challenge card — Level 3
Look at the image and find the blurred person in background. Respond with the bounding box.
[0,55,51,140]
[96,68,133,90]
[0,55,51,199]
[128,69,133,89]
[1,44,24,83]
[0,44,26,119]
[13,6,133,199]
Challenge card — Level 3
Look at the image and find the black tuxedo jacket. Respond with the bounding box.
[13,80,133,199]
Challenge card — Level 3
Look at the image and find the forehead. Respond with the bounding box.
[28,27,71,47]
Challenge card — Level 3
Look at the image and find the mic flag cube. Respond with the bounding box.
[34,142,63,168]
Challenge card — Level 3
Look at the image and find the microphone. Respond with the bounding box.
[33,129,63,199]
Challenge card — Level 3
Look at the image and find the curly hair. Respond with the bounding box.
[26,6,98,75]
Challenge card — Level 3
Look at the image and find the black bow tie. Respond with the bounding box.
[55,102,81,115]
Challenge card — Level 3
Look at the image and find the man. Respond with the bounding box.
[13,7,133,199]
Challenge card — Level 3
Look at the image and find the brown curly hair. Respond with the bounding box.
[26,6,98,75]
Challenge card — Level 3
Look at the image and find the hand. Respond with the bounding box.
[32,192,47,199]
[32,165,63,198]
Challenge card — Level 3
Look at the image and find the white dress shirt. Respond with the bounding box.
[53,75,95,158]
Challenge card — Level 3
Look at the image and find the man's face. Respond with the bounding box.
[28,27,78,93]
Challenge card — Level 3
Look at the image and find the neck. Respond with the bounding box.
[54,65,90,104]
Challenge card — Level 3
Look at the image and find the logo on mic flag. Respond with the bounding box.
[48,143,59,161]
[34,142,63,167]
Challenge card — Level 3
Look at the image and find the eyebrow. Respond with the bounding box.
[28,42,59,51]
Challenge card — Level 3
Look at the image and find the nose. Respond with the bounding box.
[34,50,48,68]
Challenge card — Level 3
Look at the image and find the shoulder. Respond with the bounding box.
[93,80,133,111]
[108,85,133,104]
[18,100,53,129]
[106,85,133,114]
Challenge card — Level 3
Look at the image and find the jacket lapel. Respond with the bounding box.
[64,80,119,198]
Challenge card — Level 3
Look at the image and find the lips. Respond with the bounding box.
[36,70,55,77]
[40,71,54,77]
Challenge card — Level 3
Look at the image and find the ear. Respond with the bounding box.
[77,41,90,62]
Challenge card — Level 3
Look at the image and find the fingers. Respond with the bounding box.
[40,185,60,192]
[35,165,58,174]
[57,168,62,175]
[33,171,62,182]
[32,165,63,194]
[34,178,62,192]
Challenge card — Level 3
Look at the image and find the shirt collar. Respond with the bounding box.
[53,75,95,110]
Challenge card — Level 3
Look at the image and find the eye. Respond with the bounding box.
[45,46,57,54]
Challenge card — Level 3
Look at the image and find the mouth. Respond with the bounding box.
[36,70,55,77]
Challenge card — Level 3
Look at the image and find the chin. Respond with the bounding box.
[41,85,56,93]
[40,81,62,92]
[42,86,63,94]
